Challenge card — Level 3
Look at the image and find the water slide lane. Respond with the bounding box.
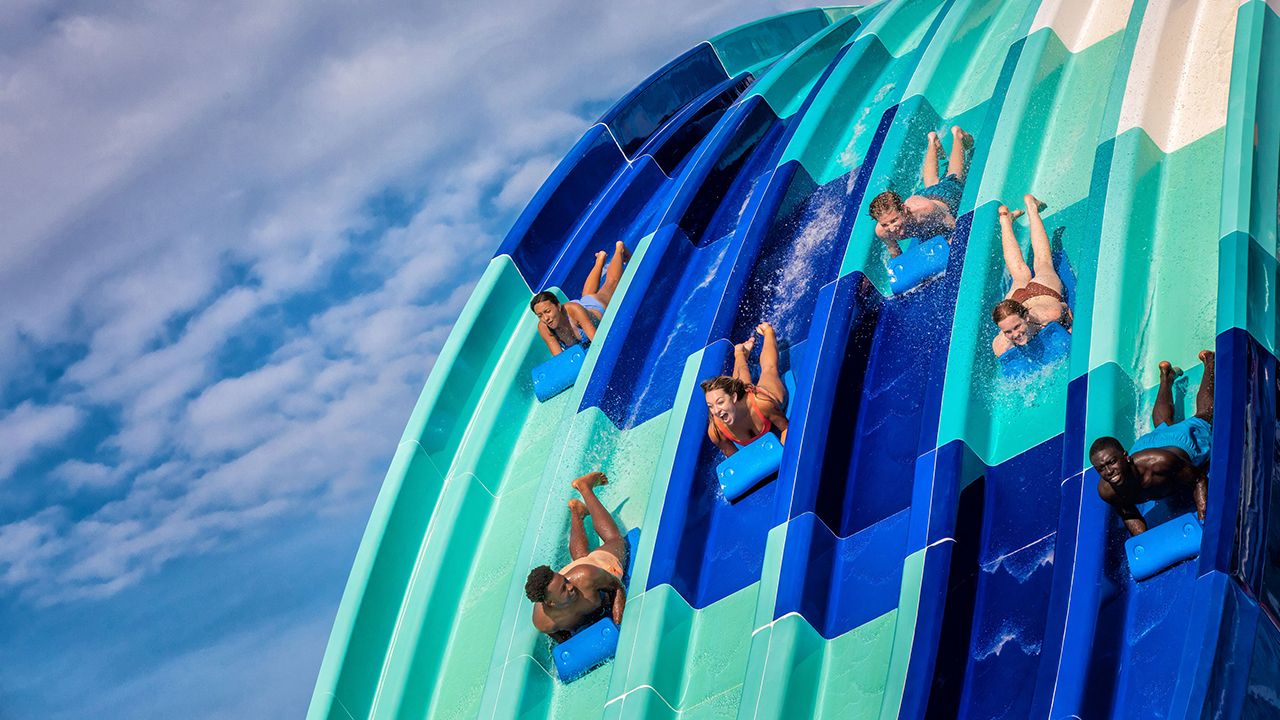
[474,14,864,717]
[913,3,1141,716]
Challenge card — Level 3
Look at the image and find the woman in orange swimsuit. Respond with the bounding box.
[991,194,1072,357]
[701,322,789,457]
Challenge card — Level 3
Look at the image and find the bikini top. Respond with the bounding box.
[711,387,779,447]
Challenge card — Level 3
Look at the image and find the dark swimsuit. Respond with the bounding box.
[1011,282,1074,330]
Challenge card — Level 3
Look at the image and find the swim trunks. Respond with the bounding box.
[560,548,626,581]
[1131,416,1213,467]
[919,173,965,217]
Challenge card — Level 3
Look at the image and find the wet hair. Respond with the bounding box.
[868,191,904,220]
[530,291,560,312]
[525,565,554,602]
[1089,436,1125,461]
[700,375,747,401]
[992,299,1030,324]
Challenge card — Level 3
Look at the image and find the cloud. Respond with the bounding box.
[0,402,84,480]
[0,0,814,608]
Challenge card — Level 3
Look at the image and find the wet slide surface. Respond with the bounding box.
[309,3,1280,719]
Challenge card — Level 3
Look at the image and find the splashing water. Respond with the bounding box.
[837,81,896,171]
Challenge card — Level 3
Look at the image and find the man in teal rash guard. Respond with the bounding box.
[1090,350,1215,536]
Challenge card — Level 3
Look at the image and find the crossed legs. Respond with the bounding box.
[567,471,627,564]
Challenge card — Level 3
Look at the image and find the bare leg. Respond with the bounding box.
[948,126,973,181]
[572,472,627,561]
[1153,361,1182,427]
[732,335,756,385]
[568,499,589,560]
[594,241,632,306]
[922,132,941,187]
[1024,194,1062,293]
[754,322,787,406]
[1195,350,1215,423]
[581,251,607,297]
[999,205,1033,294]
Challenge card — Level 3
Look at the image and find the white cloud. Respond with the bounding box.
[0,402,84,480]
[48,461,124,492]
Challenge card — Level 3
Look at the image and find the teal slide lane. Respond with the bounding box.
[311,3,1280,719]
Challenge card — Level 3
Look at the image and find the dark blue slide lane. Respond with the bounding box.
[641,99,898,610]
[501,47,752,291]
[581,97,793,428]
[773,215,977,640]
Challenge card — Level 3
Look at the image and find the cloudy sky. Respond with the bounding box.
[0,1,814,717]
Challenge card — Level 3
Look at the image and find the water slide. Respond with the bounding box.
[309,2,1280,718]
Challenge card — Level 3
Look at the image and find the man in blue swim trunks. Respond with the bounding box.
[1090,351,1215,536]
[531,241,631,355]
[869,125,973,258]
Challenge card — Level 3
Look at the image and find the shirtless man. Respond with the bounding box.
[531,241,631,356]
[1090,351,1215,536]
[526,471,628,642]
[869,125,974,258]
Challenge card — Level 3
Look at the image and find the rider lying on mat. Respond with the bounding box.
[1090,351,1215,536]
[869,125,974,258]
[526,471,628,642]
[702,322,789,457]
[991,194,1073,357]
[531,241,631,356]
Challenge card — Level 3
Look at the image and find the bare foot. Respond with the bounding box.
[927,131,941,150]
[1199,349,1215,366]
[568,499,587,517]
[616,241,632,263]
[572,471,608,496]
[595,250,608,264]
[953,125,974,149]
[756,322,775,338]
[1023,194,1047,212]
[1159,361,1184,383]
[999,205,1025,222]
[736,335,756,356]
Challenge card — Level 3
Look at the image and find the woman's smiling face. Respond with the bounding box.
[706,387,742,426]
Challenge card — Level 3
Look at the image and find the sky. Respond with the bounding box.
[0,1,814,717]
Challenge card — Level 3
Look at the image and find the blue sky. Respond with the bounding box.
[0,1,811,717]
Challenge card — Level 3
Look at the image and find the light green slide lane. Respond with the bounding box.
[1078,128,1225,467]
[779,0,950,187]
[838,0,1041,291]
[1218,1,1280,356]
[708,9,835,77]
[745,13,868,120]
[472,230,707,718]
[937,20,1138,465]
[309,255,571,720]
